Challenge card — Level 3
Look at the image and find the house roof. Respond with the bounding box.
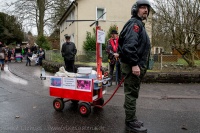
[57,1,77,25]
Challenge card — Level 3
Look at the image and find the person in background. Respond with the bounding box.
[26,48,32,66]
[15,44,23,62]
[11,48,15,61]
[118,0,152,132]
[7,48,12,62]
[4,46,8,63]
[24,44,29,56]
[42,48,45,60]
[37,47,44,66]
[0,42,5,70]
[61,34,77,72]
[22,47,25,57]
[106,30,122,87]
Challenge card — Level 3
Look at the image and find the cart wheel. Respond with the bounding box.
[53,98,64,111]
[71,100,79,104]
[78,102,91,117]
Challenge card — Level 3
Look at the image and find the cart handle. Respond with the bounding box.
[94,73,131,108]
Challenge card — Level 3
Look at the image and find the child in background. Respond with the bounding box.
[26,49,32,66]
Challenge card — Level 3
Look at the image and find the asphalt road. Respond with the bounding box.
[0,62,200,133]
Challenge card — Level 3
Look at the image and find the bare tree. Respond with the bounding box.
[153,0,200,66]
[5,0,70,37]
[27,31,35,46]
[52,0,71,28]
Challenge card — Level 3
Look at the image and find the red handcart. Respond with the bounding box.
[41,66,126,117]
[43,66,110,116]
[40,25,114,116]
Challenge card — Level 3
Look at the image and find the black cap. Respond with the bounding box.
[64,34,71,39]
[131,0,151,16]
[111,30,118,34]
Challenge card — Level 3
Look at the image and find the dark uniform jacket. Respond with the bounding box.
[118,16,151,69]
[61,42,77,61]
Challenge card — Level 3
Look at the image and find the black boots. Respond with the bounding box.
[125,119,147,133]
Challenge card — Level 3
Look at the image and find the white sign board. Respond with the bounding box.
[62,77,76,90]
[97,30,105,44]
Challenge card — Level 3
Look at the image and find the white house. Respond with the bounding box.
[57,0,154,54]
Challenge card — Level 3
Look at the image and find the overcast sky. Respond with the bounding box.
[0,0,14,12]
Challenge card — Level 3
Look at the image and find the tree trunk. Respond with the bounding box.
[37,0,45,36]
[176,48,195,67]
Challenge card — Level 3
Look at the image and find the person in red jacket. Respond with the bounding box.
[106,30,122,87]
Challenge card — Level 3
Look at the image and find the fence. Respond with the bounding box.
[45,50,200,72]
[150,54,200,72]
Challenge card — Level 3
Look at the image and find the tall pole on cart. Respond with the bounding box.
[94,21,103,98]
[95,25,102,80]
[90,12,106,98]
[89,12,106,81]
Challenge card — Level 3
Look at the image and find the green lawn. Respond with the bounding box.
[177,58,200,66]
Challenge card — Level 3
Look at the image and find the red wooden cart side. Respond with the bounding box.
[50,79,94,102]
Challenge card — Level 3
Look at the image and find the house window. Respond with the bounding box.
[96,7,106,20]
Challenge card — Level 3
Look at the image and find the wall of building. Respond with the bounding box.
[60,0,153,54]
[76,0,136,53]
[60,7,76,49]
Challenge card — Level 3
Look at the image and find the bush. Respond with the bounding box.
[36,35,51,50]
[83,30,96,51]
[83,28,107,62]
[42,60,64,73]
[50,52,63,63]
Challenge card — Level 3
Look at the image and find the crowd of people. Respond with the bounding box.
[0,42,45,71]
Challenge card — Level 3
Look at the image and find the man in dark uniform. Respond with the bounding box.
[61,34,77,72]
[106,30,122,87]
[118,0,151,132]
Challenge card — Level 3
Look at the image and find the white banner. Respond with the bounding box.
[62,77,76,90]
[97,30,105,44]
